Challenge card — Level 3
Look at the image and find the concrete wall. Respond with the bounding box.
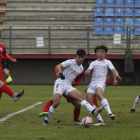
[3,58,139,86]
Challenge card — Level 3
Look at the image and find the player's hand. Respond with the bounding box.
[113,79,117,86]
[12,58,17,62]
[85,70,90,75]
[60,73,65,80]
[116,75,122,80]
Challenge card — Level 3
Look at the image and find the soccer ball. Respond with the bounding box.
[82,116,93,128]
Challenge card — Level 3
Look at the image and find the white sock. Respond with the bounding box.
[133,96,140,109]
[45,105,55,121]
[81,100,94,113]
[101,99,112,115]
[93,105,104,122]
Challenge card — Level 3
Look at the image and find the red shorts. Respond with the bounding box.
[63,94,77,102]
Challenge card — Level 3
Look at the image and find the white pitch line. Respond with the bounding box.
[0,102,43,123]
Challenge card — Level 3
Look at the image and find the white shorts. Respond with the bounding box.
[87,81,106,94]
[53,79,76,96]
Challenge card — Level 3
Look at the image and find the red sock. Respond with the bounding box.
[0,84,14,97]
[43,100,53,112]
[74,107,80,121]
[93,97,98,108]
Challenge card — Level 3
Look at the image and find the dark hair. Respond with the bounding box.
[0,34,1,38]
[94,45,99,53]
[76,49,86,56]
[98,45,108,53]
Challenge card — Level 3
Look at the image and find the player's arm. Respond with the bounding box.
[111,69,118,86]
[3,52,17,62]
[55,64,65,79]
[72,71,84,86]
[115,70,122,80]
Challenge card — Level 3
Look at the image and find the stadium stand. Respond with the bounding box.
[135,9,140,17]
[104,27,113,35]
[94,18,103,26]
[114,27,123,35]
[115,18,124,26]
[115,9,124,17]
[0,0,140,56]
[115,0,124,7]
[105,18,113,26]
[125,0,134,8]
[135,0,140,8]
[106,0,114,7]
[125,9,133,17]
[96,0,104,7]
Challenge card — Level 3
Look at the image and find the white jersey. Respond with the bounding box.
[88,59,115,83]
[60,59,84,84]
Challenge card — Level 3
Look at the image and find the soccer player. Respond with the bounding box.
[40,49,103,125]
[85,45,121,120]
[0,34,24,101]
[2,56,13,84]
[129,94,140,113]
[39,71,84,125]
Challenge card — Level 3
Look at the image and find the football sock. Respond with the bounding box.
[43,100,53,112]
[93,97,98,108]
[45,105,55,121]
[133,96,140,109]
[81,100,94,113]
[0,84,14,97]
[101,98,112,115]
[74,107,80,121]
[93,105,104,122]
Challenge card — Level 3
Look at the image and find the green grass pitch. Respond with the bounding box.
[0,85,140,140]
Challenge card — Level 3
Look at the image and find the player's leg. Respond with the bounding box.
[0,80,24,102]
[86,91,105,125]
[68,89,103,117]
[43,93,61,125]
[93,97,98,108]
[96,87,115,120]
[70,100,82,125]
[129,94,140,113]
[3,68,12,84]
[39,99,52,117]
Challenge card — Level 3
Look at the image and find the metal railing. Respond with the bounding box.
[0,25,139,54]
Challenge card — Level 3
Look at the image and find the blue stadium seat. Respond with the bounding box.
[135,18,140,26]
[96,0,104,7]
[125,18,134,26]
[94,9,103,16]
[106,0,114,7]
[135,1,140,8]
[105,9,114,16]
[125,9,133,17]
[105,18,113,26]
[115,18,124,26]
[134,28,140,35]
[114,27,123,35]
[115,0,124,7]
[124,28,133,35]
[104,28,113,35]
[94,28,103,35]
[115,9,123,17]
[135,9,140,17]
[94,18,103,26]
[125,0,134,8]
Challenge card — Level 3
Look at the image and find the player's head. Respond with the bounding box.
[94,45,100,58]
[75,49,86,65]
[98,45,108,60]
